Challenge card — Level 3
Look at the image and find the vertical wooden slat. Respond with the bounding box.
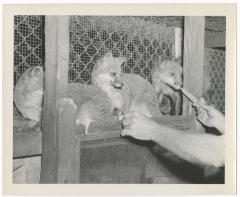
[182,17,205,181]
[40,16,70,183]
[174,27,183,59]
[57,98,80,183]
[183,16,205,115]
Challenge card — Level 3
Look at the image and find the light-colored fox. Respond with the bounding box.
[152,59,183,115]
[152,58,212,115]
[68,83,115,134]
[72,52,161,134]
[91,52,161,118]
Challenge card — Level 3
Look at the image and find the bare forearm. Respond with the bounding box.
[149,125,225,167]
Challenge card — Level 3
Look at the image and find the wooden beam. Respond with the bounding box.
[57,98,80,183]
[40,16,70,183]
[79,115,195,141]
[13,115,195,158]
[183,16,205,115]
[174,27,183,59]
[182,17,205,180]
[205,31,226,48]
[13,129,42,158]
[81,138,129,149]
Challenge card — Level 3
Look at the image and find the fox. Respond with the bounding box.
[68,83,116,134]
[73,52,161,134]
[152,59,183,115]
[91,52,161,119]
[14,66,44,125]
[152,58,212,115]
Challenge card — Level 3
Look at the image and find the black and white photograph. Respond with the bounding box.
[2,3,237,196]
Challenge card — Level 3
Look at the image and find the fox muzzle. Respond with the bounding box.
[113,76,124,89]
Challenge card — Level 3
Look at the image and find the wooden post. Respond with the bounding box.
[181,17,206,182]
[40,16,79,183]
[57,98,80,183]
[174,27,183,59]
[182,17,205,115]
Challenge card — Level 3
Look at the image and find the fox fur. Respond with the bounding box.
[152,60,183,115]
[91,52,161,119]
[152,58,213,115]
[72,52,162,133]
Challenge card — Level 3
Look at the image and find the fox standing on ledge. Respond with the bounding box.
[70,52,161,134]
[91,52,161,118]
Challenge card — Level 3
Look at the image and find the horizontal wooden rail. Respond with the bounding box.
[13,128,42,158]
[13,115,195,158]
[79,115,195,141]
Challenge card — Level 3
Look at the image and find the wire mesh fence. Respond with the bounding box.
[205,48,225,113]
[14,15,45,86]
[69,16,175,83]
[13,15,225,113]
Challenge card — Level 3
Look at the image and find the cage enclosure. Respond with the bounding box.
[13,15,225,184]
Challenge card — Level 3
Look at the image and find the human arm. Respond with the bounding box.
[121,112,224,168]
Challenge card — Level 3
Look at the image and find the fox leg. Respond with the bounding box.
[76,117,91,134]
[76,102,92,135]
[84,119,91,134]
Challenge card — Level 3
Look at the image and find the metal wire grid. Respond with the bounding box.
[69,16,175,83]
[14,15,44,86]
[13,16,225,114]
[205,48,225,113]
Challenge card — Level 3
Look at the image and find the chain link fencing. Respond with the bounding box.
[14,15,45,86]
[205,48,225,113]
[13,16,225,113]
[69,16,175,83]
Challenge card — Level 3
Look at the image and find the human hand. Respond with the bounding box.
[193,98,225,133]
[121,112,159,141]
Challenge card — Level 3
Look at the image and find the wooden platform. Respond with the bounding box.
[13,115,195,158]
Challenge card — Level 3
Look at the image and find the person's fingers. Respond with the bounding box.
[195,106,204,116]
[198,100,215,111]
[192,101,198,107]
[193,100,205,111]
[198,113,204,121]
[121,129,132,137]
[199,97,206,105]
[198,110,208,120]
[200,107,207,115]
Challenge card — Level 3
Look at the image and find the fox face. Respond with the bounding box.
[91,52,126,90]
[152,60,183,115]
[152,60,183,92]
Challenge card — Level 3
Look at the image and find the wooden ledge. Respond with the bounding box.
[13,115,195,158]
[79,115,195,142]
[13,128,42,158]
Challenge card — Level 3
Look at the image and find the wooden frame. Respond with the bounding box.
[13,115,195,158]
[183,16,205,115]
[40,16,80,183]
[35,16,206,183]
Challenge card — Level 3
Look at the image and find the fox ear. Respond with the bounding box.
[100,52,113,65]
[30,66,43,77]
[104,52,113,58]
